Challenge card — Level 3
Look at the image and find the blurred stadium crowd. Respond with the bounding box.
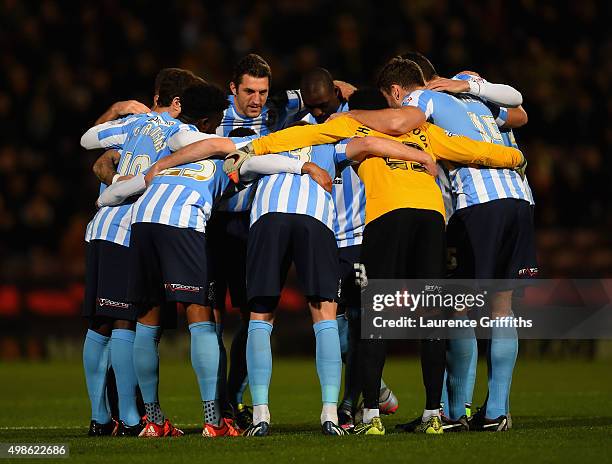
[0,0,610,285]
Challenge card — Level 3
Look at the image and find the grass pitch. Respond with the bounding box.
[1,358,611,463]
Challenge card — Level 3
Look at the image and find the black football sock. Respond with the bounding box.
[359,338,386,410]
[421,338,446,411]
[227,320,249,405]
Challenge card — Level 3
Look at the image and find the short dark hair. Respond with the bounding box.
[377,57,425,94]
[179,83,229,124]
[154,68,200,107]
[348,88,389,111]
[228,127,257,137]
[301,67,335,95]
[400,51,437,81]
[231,54,272,86]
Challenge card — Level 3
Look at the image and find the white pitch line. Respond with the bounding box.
[0,424,201,431]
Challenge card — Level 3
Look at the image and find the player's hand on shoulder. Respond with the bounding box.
[426,77,470,94]
[333,80,357,99]
[456,70,481,78]
[112,100,151,116]
[144,165,160,186]
[302,162,332,193]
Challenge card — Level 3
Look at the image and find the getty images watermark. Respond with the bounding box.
[360,279,612,339]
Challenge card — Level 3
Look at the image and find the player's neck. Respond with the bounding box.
[151,105,178,118]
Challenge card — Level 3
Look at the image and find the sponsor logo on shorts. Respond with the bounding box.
[97,298,130,309]
[518,267,539,278]
[164,283,202,293]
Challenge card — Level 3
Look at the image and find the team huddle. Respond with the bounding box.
[80,52,536,438]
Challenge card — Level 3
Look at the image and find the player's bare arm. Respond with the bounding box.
[300,162,333,193]
[333,80,357,100]
[144,137,237,185]
[337,107,426,136]
[92,149,132,185]
[346,136,437,176]
[503,106,528,128]
[94,100,150,125]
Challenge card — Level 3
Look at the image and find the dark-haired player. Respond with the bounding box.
[300,69,399,429]
[342,56,535,432]
[216,53,303,136]
[79,68,201,436]
[207,125,258,431]
[220,89,525,435]
[80,80,228,437]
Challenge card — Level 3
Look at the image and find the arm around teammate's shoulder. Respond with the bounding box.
[343,107,425,136]
[144,137,237,186]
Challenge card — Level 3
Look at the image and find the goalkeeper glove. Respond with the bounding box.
[514,152,527,180]
[223,143,255,183]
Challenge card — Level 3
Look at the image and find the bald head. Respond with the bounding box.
[301,67,341,123]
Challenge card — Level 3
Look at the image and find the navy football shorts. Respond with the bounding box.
[127,222,214,308]
[83,239,137,321]
[246,213,340,311]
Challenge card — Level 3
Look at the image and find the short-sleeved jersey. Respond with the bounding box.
[333,160,366,247]
[215,135,259,213]
[215,90,303,137]
[404,82,531,211]
[85,112,196,246]
[131,158,229,233]
[302,101,365,246]
[500,127,535,206]
[250,116,524,224]
[250,143,348,231]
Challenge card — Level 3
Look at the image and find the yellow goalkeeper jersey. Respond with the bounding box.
[251,116,523,224]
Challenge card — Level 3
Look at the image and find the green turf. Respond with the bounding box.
[1,358,610,463]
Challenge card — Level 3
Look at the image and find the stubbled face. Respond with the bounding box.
[303,87,340,123]
[231,75,269,118]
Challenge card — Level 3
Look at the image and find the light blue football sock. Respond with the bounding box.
[441,371,449,417]
[133,323,161,405]
[314,320,342,405]
[486,317,518,419]
[189,322,220,401]
[447,321,476,420]
[110,329,140,426]
[83,329,111,424]
[506,373,513,415]
[246,320,273,406]
[465,336,478,408]
[215,322,228,406]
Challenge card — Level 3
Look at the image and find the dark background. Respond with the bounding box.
[0,0,610,358]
